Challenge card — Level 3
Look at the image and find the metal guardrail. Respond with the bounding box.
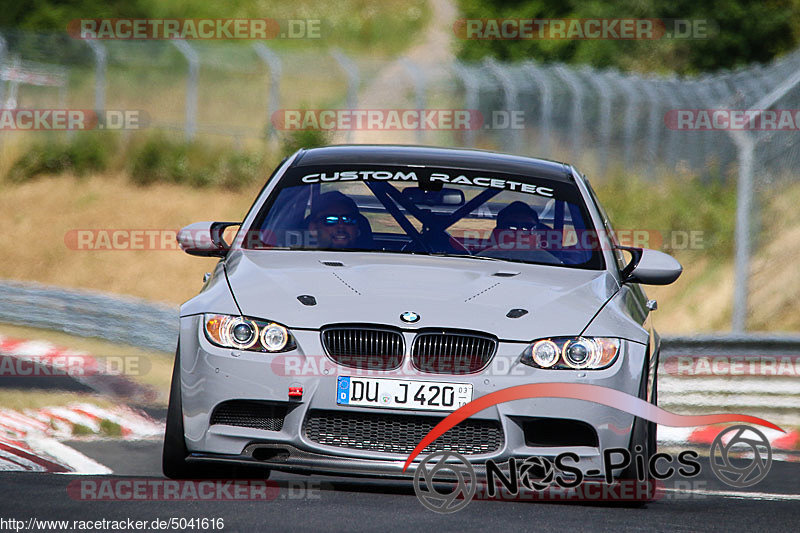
[660,334,800,356]
[0,280,178,353]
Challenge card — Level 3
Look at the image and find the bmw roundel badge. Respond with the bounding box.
[400,311,420,323]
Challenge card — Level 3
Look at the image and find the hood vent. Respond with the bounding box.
[297,295,317,306]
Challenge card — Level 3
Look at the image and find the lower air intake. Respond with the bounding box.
[304,410,503,456]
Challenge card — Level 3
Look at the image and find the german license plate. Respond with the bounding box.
[336,377,473,412]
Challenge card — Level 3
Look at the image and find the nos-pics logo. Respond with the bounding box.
[412,425,773,513]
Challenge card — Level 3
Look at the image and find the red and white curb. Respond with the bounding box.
[659,425,800,459]
[0,333,164,473]
[0,333,158,402]
[0,435,71,472]
[0,334,100,376]
[0,404,163,473]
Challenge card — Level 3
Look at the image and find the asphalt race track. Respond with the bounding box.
[0,441,797,532]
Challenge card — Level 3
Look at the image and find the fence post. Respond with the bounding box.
[553,65,584,160]
[485,58,521,154]
[330,49,359,143]
[3,55,20,109]
[452,61,478,148]
[253,43,282,140]
[712,73,739,173]
[731,137,754,332]
[522,61,553,158]
[172,40,199,141]
[611,72,641,173]
[727,65,800,331]
[400,58,427,144]
[583,67,614,177]
[641,77,661,179]
[0,33,6,106]
[689,77,716,171]
[85,40,106,114]
[660,77,682,171]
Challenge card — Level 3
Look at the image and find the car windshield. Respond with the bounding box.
[245,165,604,270]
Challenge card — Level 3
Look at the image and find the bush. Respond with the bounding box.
[6,133,116,183]
[128,135,200,186]
[456,0,800,74]
[216,152,264,190]
[4,130,269,189]
[128,134,265,188]
[280,128,331,157]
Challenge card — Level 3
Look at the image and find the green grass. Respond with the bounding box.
[4,131,273,190]
[71,423,94,436]
[279,128,331,157]
[99,419,123,437]
[8,0,430,57]
[6,132,118,183]
[127,133,269,188]
[594,172,739,258]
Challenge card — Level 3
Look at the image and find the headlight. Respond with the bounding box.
[531,340,559,368]
[521,337,620,370]
[203,314,295,353]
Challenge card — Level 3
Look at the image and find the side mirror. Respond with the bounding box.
[618,246,682,285]
[177,221,240,257]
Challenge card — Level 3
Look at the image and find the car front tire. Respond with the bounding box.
[162,344,270,480]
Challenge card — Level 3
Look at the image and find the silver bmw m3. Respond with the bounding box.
[162,145,682,481]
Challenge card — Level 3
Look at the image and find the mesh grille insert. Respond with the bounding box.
[209,401,287,431]
[411,331,497,374]
[321,326,404,370]
[304,410,503,456]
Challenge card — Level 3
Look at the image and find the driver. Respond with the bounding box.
[491,201,544,251]
[308,191,361,249]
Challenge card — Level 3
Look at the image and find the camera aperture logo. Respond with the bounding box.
[710,425,772,488]
[413,451,476,513]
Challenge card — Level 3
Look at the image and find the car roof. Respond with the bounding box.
[292,145,574,182]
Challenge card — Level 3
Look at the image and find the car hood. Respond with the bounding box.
[224,250,619,341]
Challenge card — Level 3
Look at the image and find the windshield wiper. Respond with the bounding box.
[431,253,504,262]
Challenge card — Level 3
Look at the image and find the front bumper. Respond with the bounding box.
[178,315,648,479]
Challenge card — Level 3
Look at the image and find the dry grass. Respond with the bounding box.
[748,182,800,331]
[646,256,734,333]
[0,172,258,306]
[648,181,800,333]
[0,389,115,411]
